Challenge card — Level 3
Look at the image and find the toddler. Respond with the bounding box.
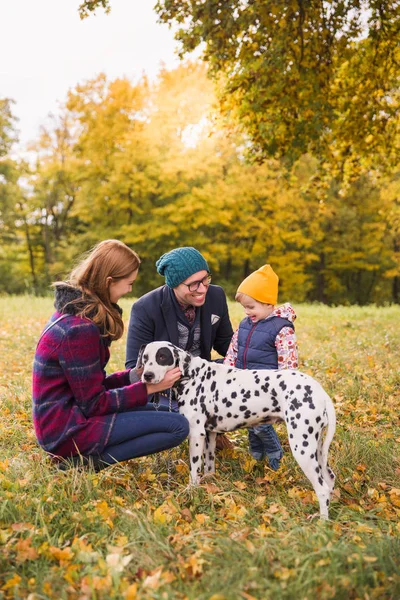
[224,264,298,469]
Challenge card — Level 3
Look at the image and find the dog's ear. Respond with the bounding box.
[173,347,191,376]
[135,344,147,369]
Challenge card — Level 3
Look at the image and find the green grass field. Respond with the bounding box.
[0,297,399,599]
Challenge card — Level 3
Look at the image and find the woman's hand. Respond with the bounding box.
[145,367,182,395]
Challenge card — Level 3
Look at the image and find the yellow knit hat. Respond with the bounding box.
[237,264,279,305]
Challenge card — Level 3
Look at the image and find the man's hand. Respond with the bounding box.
[146,367,181,395]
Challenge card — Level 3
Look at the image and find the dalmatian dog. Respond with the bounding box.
[138,341,336,519]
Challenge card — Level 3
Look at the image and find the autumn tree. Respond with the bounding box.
[0,99,31,293]
[6,59,399,303]
[154,1,400,168]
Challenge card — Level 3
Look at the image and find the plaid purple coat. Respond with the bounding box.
[32,311,148,457]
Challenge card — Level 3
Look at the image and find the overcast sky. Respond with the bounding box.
[1,0,181,150]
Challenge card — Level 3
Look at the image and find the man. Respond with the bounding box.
[125,246,234,448]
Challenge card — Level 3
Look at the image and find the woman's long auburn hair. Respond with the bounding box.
[59,240,140,341]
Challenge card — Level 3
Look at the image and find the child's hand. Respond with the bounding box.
[146,367,181,394]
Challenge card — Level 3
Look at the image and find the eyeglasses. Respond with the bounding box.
[182,274,212,292]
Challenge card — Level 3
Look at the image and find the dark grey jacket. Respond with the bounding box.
[125,284,233,369]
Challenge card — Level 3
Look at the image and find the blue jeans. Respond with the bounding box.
[99,403,189,466]
[248,424,283,470]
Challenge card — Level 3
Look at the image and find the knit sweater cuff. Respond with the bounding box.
[128,381,149,406]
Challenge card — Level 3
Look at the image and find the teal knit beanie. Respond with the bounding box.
[156,247,209,288]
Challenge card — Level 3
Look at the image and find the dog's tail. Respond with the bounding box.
[319,390,336,490]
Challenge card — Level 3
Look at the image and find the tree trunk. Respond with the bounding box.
[316,253,327,303]
[23,218,38,293]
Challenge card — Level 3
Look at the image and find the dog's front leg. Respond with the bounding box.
[188,429,206,485]
[203,431,217,477]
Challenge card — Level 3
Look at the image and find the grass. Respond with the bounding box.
[0,296,399,599]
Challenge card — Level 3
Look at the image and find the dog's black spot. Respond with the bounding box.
[290,398,302,411]
[155,348,174,366]
[211,381,216,392]
[308,426,314,434]
[226,379,231,384]
[192,456,199,463]
[296,413,301,419]
[227,412,232,418]
[239,405,247,412]
[226,401,232,408]
[303,434,308,439]
[279,381,287,391]
[254,390,260,396]
[302,441,309,447]
[231,392,237,399]
[316,416,321,423]
[315,432,319,440]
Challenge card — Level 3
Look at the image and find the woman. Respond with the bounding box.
[32,239,189,470]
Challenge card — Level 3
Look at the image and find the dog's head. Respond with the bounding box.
[136,341,189,384]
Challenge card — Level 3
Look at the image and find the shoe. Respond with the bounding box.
[268,457,281,471]
[215,433,234,451]
[57,455,107,472]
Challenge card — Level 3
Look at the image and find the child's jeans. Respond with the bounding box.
[248,424,283,470]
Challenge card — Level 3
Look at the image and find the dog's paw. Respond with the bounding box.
[200,471,216,482]
[306,512,330,521]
